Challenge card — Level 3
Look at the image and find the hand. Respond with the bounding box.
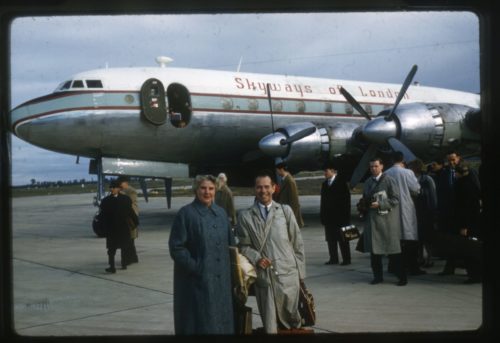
[460,228,468,236]
[370,201,379,209]
[257,258,272,269]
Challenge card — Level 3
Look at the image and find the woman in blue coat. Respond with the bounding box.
[169,175,235,335]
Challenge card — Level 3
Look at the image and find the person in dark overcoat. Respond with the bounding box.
[117,175,139,266]
[320,162,351,265]
[169,175,235,335]
[453,163,482,283]
[100,180,139,273]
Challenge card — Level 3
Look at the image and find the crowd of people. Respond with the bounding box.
[97,152,482,335]
[357,151,482,286]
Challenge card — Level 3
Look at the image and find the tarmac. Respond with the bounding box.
[9,193,483,338]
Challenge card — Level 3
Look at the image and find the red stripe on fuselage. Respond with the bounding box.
[12,89,383,132]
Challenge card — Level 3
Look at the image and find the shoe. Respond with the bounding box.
[340,261,351,266]
[410,269,427,276]
[324,260,338,265]
[463,278,481,284]
[396,279,408,286]
[105,267,116,273]
[121,265,127,270]
[423,261,434,268]
[438,270,454,276]
[370,278,383,285]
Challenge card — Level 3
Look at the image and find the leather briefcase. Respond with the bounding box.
[298,281,316,327]
[340,225,360,242]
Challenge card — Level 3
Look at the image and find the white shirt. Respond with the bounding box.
[327,174,336,186]
[257,202,272,220]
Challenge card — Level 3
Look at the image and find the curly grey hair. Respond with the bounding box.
[192,174,217,193]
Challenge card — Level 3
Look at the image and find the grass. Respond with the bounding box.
[11,172,337,198]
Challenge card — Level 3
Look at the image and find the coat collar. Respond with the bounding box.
[192,198,217,217]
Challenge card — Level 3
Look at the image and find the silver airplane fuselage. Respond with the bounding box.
[11,64,481,181]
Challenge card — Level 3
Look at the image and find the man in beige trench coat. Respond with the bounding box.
[236,171,306,333]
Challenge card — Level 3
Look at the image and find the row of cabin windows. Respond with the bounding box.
[219,97,376,115]
[59,79,103,90]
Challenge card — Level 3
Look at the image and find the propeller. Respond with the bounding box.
[387,137,416,162]
[340,87,372,121]
[280,126,316,145]
[341,65,419,188]
[266,83,276,134]
[349,143,379,188]
[385,65,418,121]
[261,83,317,160]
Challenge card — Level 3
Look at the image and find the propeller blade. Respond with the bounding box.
[266,83,275,133]
[139,177,149,203]
[349,143,379,189]
[164,177,172,209]
[385,64,418,121]
[340,87,371,121]
[387,137,416,162]
[280,126,316,145]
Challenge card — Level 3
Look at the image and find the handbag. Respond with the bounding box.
[340,225,360,242]
[355,232,365,253]
[92,210,107,238]
[298,281,316,327]
[229,247,257,299]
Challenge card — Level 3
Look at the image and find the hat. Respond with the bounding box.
[323,160,339,170]
[110,180,121,189]
[116,175,130,183]
[275,157,287,169]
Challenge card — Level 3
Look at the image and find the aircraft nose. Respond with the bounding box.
[258,131,288,157]
[362,117,397,144]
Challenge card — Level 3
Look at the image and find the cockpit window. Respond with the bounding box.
[86,80,103,88]
[71,80,84,88]
[60,80,71,90]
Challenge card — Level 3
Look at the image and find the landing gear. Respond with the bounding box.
[90,157,105,207]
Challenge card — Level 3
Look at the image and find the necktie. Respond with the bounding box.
[261,205,269,220]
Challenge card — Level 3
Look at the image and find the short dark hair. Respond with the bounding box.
[323,160,339,170]
[369,157,384,165]
[110,180,121,189]
[255,170,276,185]
[392,151,405,163]
[116,175,130,184]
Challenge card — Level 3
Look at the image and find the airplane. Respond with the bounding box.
[10,56,481,208]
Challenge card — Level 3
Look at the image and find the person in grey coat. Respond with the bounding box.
[359,157,406,286]
[236,171,306,333]
[385,151,423,275]
[168,175,235,335]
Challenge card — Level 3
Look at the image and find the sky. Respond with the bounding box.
[8,11,480,186]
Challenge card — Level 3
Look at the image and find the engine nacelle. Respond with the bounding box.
[259,122,362,170]
[391,102,480,160]
[258,101,481,172]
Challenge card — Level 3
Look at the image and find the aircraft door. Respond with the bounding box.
[140,78,167,125]
[167,83,192,128]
